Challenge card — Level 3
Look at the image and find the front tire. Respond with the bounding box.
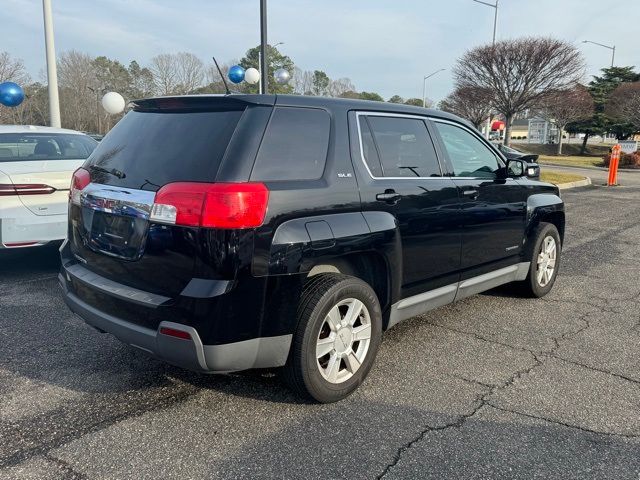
[283,273,382,403]
[520,222,561,297]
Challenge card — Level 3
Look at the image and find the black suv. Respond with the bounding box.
[59,95,564,403]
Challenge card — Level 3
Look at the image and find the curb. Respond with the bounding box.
[556,177,592,190]
[541,162,640,172]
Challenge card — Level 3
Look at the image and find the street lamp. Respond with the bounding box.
[87,86,102,134]
[473,0,499,138]
[582,40,616,67]
[472,0,499,45]
[422,69,445,108]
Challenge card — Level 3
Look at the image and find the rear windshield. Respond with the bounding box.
[85,109,244,191]
[0,133,97,162]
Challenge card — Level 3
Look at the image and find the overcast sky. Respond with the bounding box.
[3,0,639,102]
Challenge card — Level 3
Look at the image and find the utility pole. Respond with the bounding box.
[42,0,61,127]
[259,0,268,94]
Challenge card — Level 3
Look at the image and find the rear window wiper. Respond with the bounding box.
[89,164,126,179]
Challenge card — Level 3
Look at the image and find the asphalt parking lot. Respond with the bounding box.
[1,167,639,480]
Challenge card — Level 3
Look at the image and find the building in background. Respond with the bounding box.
[527,117,558,144]
[509,119,529,140]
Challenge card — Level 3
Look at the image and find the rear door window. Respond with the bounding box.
[358,117,383,177]
[86,109,244,191]
[0,133,97,162]
[250,107,330,181]
[361,115,441,178]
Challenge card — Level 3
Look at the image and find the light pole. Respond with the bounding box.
[42,0,61,127]
[473,0,499,138]
[422,69,445,108]
[582,40,616,67]
[472,0,499,45]
[87,86,101,134]
[258,42,283,94]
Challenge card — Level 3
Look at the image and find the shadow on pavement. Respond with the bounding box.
[0,242,62,282]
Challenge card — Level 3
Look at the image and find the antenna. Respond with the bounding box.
[212,56,231,95]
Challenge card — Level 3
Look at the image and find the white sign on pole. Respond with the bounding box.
[619,141,638,154]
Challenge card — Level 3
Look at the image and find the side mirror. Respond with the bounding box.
[507,159,540,180]
[507,159,525,177]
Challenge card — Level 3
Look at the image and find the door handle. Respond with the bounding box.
[462,189,479,200]
[376,190,402,204]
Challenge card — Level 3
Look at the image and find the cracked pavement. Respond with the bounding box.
[1,167,640,479]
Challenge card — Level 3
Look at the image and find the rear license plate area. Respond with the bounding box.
[88,211,147,260]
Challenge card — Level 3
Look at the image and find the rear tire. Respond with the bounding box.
[283,273,382,403]
[519,222,561,298]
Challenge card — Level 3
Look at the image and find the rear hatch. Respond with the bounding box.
[0,132,96,215]
[67,96,258,299]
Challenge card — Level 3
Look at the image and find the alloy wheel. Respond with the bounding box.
[315,298,372,384]
[536,235,557,287]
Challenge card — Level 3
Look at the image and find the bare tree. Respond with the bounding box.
[150,53,178,95]
[453,37,585,145]
[201,61,233,93]
[6,83,48,126]
[0,51,30,84]
[57,50,98,131]
[292,68,355,97]
[292,68,314,95]
[439,86,493,129]
[205,61,233,85]
[174,52,204,94]
[327,77,356,97]
[0,52,31,124]
[537,84,594,154]
[606,81,640,130]
[151,53,204,95]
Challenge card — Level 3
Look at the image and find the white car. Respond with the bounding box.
[0,125,97,249]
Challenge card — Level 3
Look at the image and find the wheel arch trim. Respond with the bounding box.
[525,193,565,244]
[254,210,402,313]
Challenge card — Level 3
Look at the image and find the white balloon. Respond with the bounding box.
[101,91,126,115]
[245,67,260,85]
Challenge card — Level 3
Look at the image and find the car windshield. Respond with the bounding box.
[0,133,98,162]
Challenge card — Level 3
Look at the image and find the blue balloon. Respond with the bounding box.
[0,82,25,107]
[228,65,245,84]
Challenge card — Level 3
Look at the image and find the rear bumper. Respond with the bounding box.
[58,268,292,373]
[0,206,67,248]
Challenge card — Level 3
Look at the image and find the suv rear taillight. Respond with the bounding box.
[150,182,269,229]
[0,184,57,196]
[70,168,91,205]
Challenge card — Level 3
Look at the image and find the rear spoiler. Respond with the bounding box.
[132,94,277,112]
